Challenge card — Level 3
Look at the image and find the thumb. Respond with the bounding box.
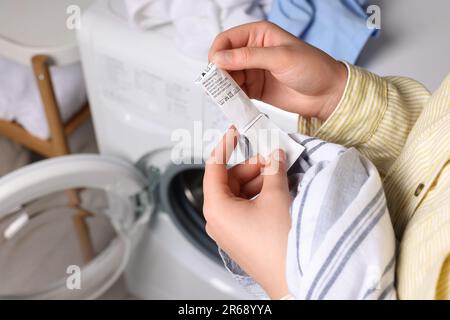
[261,149,289,195]
[212,46,289,72]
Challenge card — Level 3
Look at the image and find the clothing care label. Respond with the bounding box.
[196,63,304,169]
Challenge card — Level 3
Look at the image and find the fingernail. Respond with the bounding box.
[271,149,286,162]
[213,50,233,65]
[227,126,238,141]
[258,154,266,165]
[207,149,217,164]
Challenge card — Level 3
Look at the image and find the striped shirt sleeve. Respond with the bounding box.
[299,63,450,300]
[298,63,431,176]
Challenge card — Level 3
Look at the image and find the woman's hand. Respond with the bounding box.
[203,126,292,299]
[209,21,347,121]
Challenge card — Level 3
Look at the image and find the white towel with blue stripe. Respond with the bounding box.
[219,134,397,300]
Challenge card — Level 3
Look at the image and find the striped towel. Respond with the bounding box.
[219,134,397,300]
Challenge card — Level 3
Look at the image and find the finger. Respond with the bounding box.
[211,46,292,72]
[244,69,265,100]
[240,175,263,199]
[229,70,246,87]
[229,154,264,184]
[203,127,238,198]
[208,21,292,61]
[261,149,289,195]
[209,125,239,165]
[208,22,261,60]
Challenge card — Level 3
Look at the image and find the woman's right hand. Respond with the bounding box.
[209,21,348,121]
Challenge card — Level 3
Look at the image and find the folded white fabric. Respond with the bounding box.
[124,0,272,59]
[220,134,397,300]
[0,56,86,140]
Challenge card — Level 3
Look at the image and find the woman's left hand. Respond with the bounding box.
[203,126,292,299]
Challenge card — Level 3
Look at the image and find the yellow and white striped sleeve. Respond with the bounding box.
[298,63,431,176]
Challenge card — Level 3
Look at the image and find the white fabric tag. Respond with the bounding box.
[196,63,304,169]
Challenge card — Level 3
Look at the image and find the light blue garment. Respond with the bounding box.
[268,0,376,63]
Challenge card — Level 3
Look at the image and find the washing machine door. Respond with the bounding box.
[0,154,154,299]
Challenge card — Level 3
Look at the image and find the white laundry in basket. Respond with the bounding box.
[124,0,272,59]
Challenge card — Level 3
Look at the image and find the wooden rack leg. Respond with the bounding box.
[67,189,95,263]
[31,55,70,157]
[32,55,95,263]
[72,208,95,263]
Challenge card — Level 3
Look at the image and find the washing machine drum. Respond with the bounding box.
[0,155,152,299]
[158,163,219,262]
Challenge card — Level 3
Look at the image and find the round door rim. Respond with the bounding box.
[0,154,147,215]
[0,154,150,299]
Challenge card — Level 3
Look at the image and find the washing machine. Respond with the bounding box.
[0,0,298,299]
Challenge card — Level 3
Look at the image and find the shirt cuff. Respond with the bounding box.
[300,62,389,147]
[218,248,269,299]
